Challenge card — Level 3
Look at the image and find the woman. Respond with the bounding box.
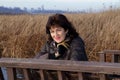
[30,13,89,80]
[35,13,88,61]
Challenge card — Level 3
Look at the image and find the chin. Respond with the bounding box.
[55,40,62,43]
[54,39,64,43]
[56,41,60,43]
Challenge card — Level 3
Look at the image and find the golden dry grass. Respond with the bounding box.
[0,9,120,61]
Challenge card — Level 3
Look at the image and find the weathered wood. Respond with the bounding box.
[78,72,83,80]
[23,68,29,80]
[99,74,106,80]
[112,54,115,62]
[103,50,120,54]
[99,52,106,62]
[98,50,120,80]
[39,69,45,80]
[7,68,14,80]
[99,50,120,63]
[0,58,120,75]
[0,50,120,80]
[57,71,63,80]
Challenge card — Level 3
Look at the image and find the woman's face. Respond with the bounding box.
[50,26,68,43]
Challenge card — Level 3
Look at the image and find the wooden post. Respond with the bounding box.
[57,71,63,80]
[39,70,45,80]
[78,72,83,80]
[23,69,29,80]
[99,52,106,62]
[99,74,106,80]
[7,68,14,80]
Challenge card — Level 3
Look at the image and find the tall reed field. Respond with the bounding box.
[0,9,120,61]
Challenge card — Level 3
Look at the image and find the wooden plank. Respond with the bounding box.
[1,50,120,80]
[78,72,83,80]
[99,53,105,62]
[104,50,120,54]
[1,58,120,75]
[7,68,14,80]
[99,74,106,80]
[39,70,45,80]
[23,69,29,80]
[99,50,120,63]
[99,50,120,59]
[57,71,63,80]
[112,54,115,62]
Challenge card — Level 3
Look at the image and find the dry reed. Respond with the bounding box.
[0,9,120,61]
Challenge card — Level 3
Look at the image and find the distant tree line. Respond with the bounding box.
[0,6,28,14]
[0,6,81,14]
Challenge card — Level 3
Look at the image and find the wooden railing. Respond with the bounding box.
[98,50,120,80]
[99,50,120,63]
[0,58,120,80]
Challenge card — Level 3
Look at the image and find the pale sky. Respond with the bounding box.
[0,0,120,11]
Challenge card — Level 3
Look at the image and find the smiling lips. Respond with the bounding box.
[54,37,61,41]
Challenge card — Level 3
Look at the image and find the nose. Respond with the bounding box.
[54,31,58,37]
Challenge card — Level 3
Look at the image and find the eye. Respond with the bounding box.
[50,30,54,33]
[57,29,62,31]
[57,27,63,31]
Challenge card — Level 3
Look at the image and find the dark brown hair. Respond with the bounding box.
[46,13,79,42]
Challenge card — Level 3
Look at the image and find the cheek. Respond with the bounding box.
[50,33,54,38]
[61,32,67,39]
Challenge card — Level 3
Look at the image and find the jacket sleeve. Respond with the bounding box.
[70,37,88,61]
[34,42,49,59]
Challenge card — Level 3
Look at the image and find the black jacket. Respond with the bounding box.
[35,36,88,61]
